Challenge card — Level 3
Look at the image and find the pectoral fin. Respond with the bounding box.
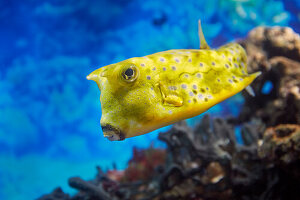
[164,95,183,107]
[158,82,183,107]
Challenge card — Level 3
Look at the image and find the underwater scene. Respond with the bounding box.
[1,0,300,199]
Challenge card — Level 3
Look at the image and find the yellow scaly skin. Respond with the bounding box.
[87,21,260,141]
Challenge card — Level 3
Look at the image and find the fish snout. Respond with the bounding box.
[101,124,125,141]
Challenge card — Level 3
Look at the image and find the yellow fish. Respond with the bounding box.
[87,21,260,141]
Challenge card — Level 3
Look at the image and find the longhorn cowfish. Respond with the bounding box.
[87,21,260,141]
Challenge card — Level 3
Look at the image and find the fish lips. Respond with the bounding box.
[101,124,126,141]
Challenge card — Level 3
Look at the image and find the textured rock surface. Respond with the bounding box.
[258,124,300,178]
[239,26,300,126]
[38,116,300,200]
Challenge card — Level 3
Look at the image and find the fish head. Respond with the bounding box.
[87,57,162,141]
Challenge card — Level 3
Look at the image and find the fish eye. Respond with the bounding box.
[121,64,138,83]
[125,68,134,77]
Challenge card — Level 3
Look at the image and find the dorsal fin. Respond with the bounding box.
[198,20,210,50]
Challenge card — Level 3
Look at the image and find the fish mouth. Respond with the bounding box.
[101,124,126,141]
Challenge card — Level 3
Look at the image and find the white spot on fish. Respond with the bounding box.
[172,66,176,71]
[189,91,194,96]
[147,76,151,80]
[152,67,156,71]
[212,62,215,66]
[163,67,166,71]
[198,94,203,99]
[196,73,202,78]
[225,64,229,68]
[188,58,192,62]
[141,63,145,67]
[174,58,180,63]
[193,84,197,89]
[199,62,204,67]
[160,57,165,62]
[181,84,187,89]
[168,86,177,90]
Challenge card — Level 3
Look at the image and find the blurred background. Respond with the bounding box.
[0,0,299,199]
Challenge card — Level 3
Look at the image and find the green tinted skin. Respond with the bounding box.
[87,23,260,141]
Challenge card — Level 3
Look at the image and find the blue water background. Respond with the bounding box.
[0,0,299,199]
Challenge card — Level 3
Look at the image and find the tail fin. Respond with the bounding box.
[250,71,262,79]
[244,71,261,96]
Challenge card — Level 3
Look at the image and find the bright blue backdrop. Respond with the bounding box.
[0,0,298,199]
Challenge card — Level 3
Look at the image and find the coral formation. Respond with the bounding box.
[258,124,300,178]
[121,147,166,182]
[38,116,299,200]
[38,25,300,200]
[238,26,300,126]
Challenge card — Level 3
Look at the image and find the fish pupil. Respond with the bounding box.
[123,68,134,80]
[125,68,134,76]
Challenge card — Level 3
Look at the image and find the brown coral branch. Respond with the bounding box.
[68,177,116,200]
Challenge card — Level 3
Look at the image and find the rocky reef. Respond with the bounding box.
[38,26,300,200]
[238,26,300,126]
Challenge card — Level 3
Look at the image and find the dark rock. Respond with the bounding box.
[38,188,70,200]
[239,26,300,126]
[258,124,300,176]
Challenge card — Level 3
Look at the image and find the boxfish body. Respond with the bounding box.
[87,21,260,141]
